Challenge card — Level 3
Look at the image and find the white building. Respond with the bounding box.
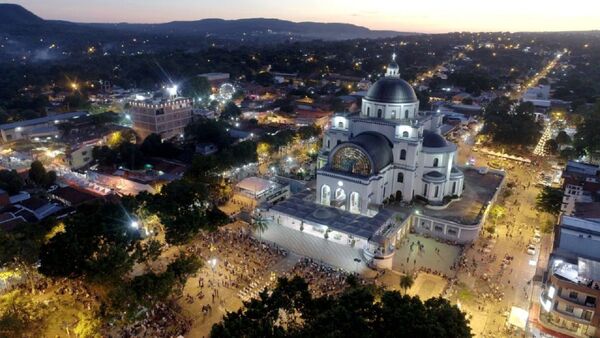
[262,56,503,270]
[316,57,464,216]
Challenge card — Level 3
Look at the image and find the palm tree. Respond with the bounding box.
[251,215,269,243]
[399,274,414,295]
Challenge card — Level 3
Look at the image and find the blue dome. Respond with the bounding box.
[365,77,418,104]
[422,130,448,148]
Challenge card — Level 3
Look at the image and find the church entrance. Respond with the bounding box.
[395,191,403,201]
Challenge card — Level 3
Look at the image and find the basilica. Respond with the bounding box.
[263,56,503,269]
[316,56,465,216]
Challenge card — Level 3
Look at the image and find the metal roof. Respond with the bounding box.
[0,111,88,130]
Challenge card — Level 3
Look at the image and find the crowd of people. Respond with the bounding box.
[117,302,191,338]
[284,258,355,297]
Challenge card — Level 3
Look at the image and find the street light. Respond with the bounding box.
[130,221,139,229]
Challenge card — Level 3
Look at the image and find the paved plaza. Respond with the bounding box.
[393,234,462,276]
[259,220,371,274]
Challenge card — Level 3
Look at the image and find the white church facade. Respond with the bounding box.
[261,56,504,270]
[316,57,465,217]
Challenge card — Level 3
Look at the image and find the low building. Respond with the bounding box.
[236,177,290,205]
[49,186,100,207]
[0,111,88,143]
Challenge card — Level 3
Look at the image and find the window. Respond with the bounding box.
[569,291,578,299]
[402,131,409,138]
[377,109,383,118]
[331,146,372,176]
[423,184,428,196]
[367,107,370,116]
[452,181,457,194]
[400,149,406,160]
[337,140,341,145]
[391,111,396,119]
[434,186,439,198]
[447,227,458,236]
[397,172,404,183]
[434,225,443,232]
[338,121,344,128]
[404,110,409,119]
[327,140,330,148]
[565,305,574,313]
[583,310,593,321]
[433,158,439,167]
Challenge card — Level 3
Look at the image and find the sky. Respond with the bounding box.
[10,0,600,33]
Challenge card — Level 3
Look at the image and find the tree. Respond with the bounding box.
[38,201,142,281]
[0,290,48,337]
[0,169,23,194]
[140,133,180,159]
[146,179,212,245]
[482,98,541,147]
[73,312,102,338]
[28,160,47,186]
[221,101,242,120]
[251,215,269,243]
[536,186,563,215]
[182,76,211,101]
[211,276,471,338]
[555,130,571,145]
[489,205,506,226]
[399,274,414,294]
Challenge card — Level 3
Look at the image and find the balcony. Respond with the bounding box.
[553,303,593,324]
[557,292,597,309]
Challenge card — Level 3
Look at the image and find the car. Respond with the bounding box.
[527,244,536,255]
[532,233,542,243]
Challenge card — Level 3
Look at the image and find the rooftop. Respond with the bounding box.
[269,190,403,240]
[392,167,504,225]
[0,111,88,130]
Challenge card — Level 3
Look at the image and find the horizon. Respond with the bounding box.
[6,0,600,34]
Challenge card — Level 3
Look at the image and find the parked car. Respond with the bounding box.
[532,233,542,243]
[527,244,536,255]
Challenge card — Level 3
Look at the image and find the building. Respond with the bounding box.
[261,56,504,269]
[561,161,600,216]
[130,97,193,140]
[198,73,230,87]
[0,111,88,143]
[236,177,290,205]
[536,215,600,338]
[317,57,465,212]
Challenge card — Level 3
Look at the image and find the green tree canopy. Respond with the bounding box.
[536,186,563,215]
[482,98,541,146]
[38,201,142,282]
[0,169,23,194]
[211,276,471,338]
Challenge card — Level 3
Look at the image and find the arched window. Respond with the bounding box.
[433,158,439,167]
[327,140,330,148]
[423,184,428,196]
[434,186,440,198]
[400,149,406,160]
[452,181,457,194]
[402,131,409,138]
[338,121,344,128]
[377,109,383,118]
[367,107,370,116]
[397,172,404,183]
[405,110,409,119]
[321,185,331,206]
[391,111,396,119]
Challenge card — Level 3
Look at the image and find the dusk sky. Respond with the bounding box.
[10,0,600,33]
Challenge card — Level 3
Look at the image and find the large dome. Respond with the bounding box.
[329,132,393,176]
[365,77,418,104]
